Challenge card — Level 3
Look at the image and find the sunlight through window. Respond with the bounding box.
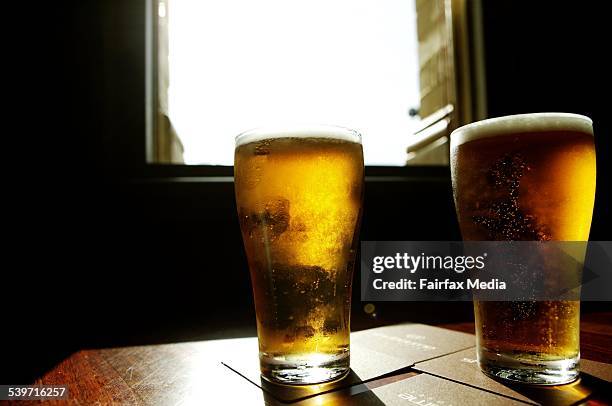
[167,0,420,165]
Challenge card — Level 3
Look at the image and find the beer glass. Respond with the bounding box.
[450,113,596,385]
[234,126,364,385]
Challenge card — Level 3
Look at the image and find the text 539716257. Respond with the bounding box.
[1,385,68,400]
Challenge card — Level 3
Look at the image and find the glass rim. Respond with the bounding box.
[235,124,362,147]
[450,112,593,148]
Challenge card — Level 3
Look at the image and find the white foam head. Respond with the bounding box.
[451,113,593,148]
[235,125,362,147]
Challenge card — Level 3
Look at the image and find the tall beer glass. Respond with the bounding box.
[234,126,364,385]
[450,113,596,385]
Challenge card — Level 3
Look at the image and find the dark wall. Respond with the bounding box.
[5,0,610,383]
[481,0,610,238]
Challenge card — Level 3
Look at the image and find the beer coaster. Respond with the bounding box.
[288,371,421,406]
[221,323,475,403]
[581,358,612,382]
[350,323,475,366]
[349,374,524,406]
[413,348,611,405]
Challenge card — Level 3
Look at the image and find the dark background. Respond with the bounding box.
[4,0,610,383]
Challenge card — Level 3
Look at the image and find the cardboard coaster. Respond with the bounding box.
[413,348,612,406]
[581,358,612,382]
[350,323,476,368]
[318,373,525,406]
[222,323,475,403]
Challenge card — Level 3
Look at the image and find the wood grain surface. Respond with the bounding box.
[13,312,610,405]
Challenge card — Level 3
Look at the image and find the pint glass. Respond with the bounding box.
[234,126,364,385]
[450,113,596,384]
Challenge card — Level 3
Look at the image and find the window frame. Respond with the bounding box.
[100,0,481,182]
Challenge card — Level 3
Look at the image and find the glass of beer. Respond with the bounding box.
[450,113,596,385]
[234,126,364,385]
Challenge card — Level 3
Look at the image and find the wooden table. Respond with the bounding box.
[22,312,612,405]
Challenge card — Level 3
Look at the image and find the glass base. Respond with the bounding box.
[260,351,350,385]
[479,348,579,385]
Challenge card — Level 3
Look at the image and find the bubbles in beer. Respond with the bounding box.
[473,153,550,241]
[239,198,290,241]
[254,139,271,155]
[260,263,337,329]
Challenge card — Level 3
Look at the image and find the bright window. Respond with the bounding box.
[165,0,420,165]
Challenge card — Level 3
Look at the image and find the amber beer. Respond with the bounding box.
[234,126,364,385]
[451,113,596,385]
